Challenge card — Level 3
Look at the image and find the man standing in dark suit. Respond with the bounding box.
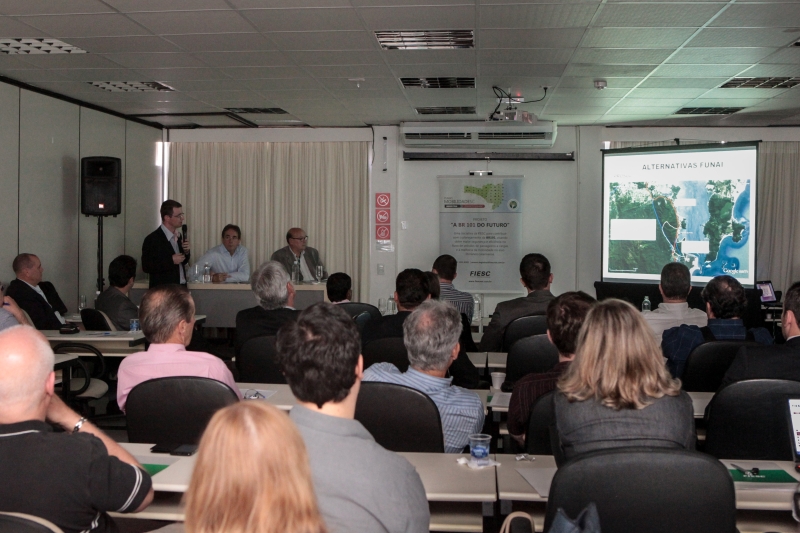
[141,199,190,288]
[95,255,139,331]
[6,254,68,330]
[721,281,800,386]
[478,253,556,352]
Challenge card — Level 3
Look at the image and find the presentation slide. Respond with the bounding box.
[602,143,757,287]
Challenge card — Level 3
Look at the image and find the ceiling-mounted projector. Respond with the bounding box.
[491,108,537,124]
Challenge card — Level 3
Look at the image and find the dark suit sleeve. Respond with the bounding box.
[7,281,63,330]
[720,346,749,388]
[478,307,506,352]
[141,232,176,275]
[40,282,68,314]
[179,236,190,265]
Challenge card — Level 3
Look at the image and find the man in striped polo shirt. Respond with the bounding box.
[432,254,475,322]
[363,299,485,453]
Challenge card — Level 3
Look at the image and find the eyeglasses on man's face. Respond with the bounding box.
[290,236,309,242]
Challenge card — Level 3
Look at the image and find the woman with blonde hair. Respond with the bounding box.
[555,298,695,460]
[185,401,326,533]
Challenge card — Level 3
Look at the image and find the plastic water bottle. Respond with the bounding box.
[291,260,300,283]
[642,295,651,312]
[203,262,211,283]
[388,295,396,315]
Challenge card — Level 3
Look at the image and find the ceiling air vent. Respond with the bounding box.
[415,106,476,115]
[225,107,288,114]
[402,77,475,89]
[0,38,86,54]
[375,30,473,50]
[404,132,471,140]
[720,77,800,89]
[478,132,547,140]
[89,81,174,92]
[674,107,744,115]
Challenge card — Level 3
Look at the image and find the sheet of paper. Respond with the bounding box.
[489,392,512,408]
[516,467,557,497]
[239,389,277,400]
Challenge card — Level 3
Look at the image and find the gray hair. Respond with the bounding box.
[140,285,194,344]
[0,326,55,411]
[251,261,289,310]
[403,300,462,371]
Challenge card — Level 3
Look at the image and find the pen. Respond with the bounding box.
[731,463,760,475]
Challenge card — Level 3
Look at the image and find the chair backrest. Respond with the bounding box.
[338,302,382,321]
[362,337,410,371]
[681,341,760,392]
[0,512,64,533]
[525,390,557,455]
[705,378,800,460]
[505,334,560,384]
[502,315,547,352]
[543,447,737,533]
[237,336,285,384]
[126,376,240,444]
[353,311,372,333]
[52,342,106,383]
[80,308,114,331]
[354,381,444,452]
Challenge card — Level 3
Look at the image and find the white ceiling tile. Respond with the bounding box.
[18,14,150,37]
[192,51,294,67]
[710,4,800,28]
[582,28,695,48]
[287,51,384,66]
[358,6,475,30]
[134,67,234,80]
[0,68,71,82]
[325,86,406,98]
[652,64,749,77]
[104,0,232,12]
[558,77,642,89]
[252,89,331,101]
[639,77,727,89]
[0,16,50,37]
[688,28,796,48]
[481,4,597,29]
[244,77,326,91]
[165,33,276,52]
[740,64,800,77]
[593,3,723,27]
[389,63,476,77]
[572,49,673,65]
[16,54,124,69]
[481,64,565,77]
[479,29,585,49]
[217,66,309,79]
[548,97,618,107]
[102,53,209,69]
[476,79,562,95]
[164,79,250,92]
[667,48,778,64]
[268,31,378,51]
[628,88,710,98]
[241,8,363,32]
[545,106,617,115]
[692,97,771,106]
[318,77,399,90]
[53,68,149,81]
[606,107,679,115]
[402,91,476,106]
[384,49,475,65]
[229,0,352,7]
[479,49,573,64]
[564,64,655,77]
[552,88,631,98]
[66,36,182,53]
[0,55,41,69]
[0,1,112,15]
[614,98,692,108]
[303,64,394,77]
[758,48,800,65]
[127,11,253,35]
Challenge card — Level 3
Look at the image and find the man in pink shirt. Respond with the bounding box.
[117,285,240,412]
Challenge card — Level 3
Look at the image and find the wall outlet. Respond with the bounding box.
[401,221,408,230]
[377,264,385,275]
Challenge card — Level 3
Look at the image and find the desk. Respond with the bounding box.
[43,330,145,356]
[467,352,507,370]
[130,281,327,328]
[54,352,79,400]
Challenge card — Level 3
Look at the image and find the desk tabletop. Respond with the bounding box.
[42,330,145,347]
[53,353,78,365]
[133,281,327,292]
[237,383,296,410]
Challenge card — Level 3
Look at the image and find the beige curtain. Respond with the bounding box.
[610,140,800,291]
[168,142,370,302]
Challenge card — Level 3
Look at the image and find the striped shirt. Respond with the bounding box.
[439,281,475,322]
[363,363,485,453]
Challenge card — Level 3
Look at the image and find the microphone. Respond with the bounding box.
[182,224,188,242]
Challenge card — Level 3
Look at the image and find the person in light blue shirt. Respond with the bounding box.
[196,224,251,283]
[363,299,485,453]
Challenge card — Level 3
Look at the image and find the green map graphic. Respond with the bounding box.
[465,184,504,210]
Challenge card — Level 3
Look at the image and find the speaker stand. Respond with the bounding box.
[96,216,105,294]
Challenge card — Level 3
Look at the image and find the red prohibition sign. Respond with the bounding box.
[375,193,391,208]
[376,209,390,223]
[376,225,391,240]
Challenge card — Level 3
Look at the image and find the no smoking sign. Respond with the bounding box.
[376,209,390,224]
[375,193,390,208]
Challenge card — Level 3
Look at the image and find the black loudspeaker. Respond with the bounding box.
[81,156,121,216]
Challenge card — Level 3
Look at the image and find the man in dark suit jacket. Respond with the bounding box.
[270,227,326,282]
[141,199,190,288]
[95,255,139,330]
[721,280,800,386]
[235,260,299,354]
[478,253,556,352]
[6,254,68,330]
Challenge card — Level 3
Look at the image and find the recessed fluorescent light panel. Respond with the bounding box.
[0,38,87,54]
[720,77,800,89]
[415,106,476,115]
[674,107,744,115]
[376,30,474,50]
[89,81,175,92]
[225,108,287,114]
[402,77,475,89]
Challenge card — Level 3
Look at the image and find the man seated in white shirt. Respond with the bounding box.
[196,224,251,283]
[643,262,707,342]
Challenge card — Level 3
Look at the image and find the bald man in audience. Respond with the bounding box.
[6,253,68,330]
[0,326,153,532]
[116,285,240,412]
[270,227,326,282]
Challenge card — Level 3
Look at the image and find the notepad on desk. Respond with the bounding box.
[489,392,511,409]
[722,460,798,490]
[516,467,558,498]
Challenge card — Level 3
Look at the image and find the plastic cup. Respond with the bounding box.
[469,434,492,466]
[491,372,506,390]
[129,318,140,332]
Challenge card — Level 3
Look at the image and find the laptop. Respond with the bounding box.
[756,280,779,304]
[785,396,800,472]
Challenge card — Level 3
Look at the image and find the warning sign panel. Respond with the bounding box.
[375,193,391,208]
[376,225,391,240]
[376,209,390,224]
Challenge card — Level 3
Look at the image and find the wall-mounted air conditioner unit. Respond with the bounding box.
[400,120,557,148]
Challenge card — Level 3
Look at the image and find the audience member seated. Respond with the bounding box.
[363,300,485,453]
[425,271,441,300]
[95,255,139,330]
[507,291,596,445]
[361,268,429,347]
[721,280,800,387]
[478,253,556,352]
[555,299,696,460]
[0,295,31,331]
[326,272,352,303]
[275,302,430,533]
[643,262,707,342]
[235,261,299,354]
[195,224,251,283]
[184,401,325,533]
[0,326,153,532]
[117,285,240,412]
[433,254,474,322]
[662,275,772,379]
[6,253,68,330]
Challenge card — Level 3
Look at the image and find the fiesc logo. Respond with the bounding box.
[470,271,491,277]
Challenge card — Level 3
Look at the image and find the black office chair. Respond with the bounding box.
[505,334,559,386]
[705,378,800,460]
[126,377,240,444]
[502,315,547,352]
[338,302,382,321]
[80,308,115,331]
[362,337,410,371]
[355,382,445,453]
[353,311,372,333]
[524,391,564,464]
[681,341,759,392]
[237,336,285,384]
[52,342,109,413]
[0,512,64,533]
[543,447,737,533]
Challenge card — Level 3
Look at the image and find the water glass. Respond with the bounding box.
[469,433,492,467]
[378,298,387,315]
[78,295,86,311]
[316,264,324,281]
[388,297,396,315]
[129,318,140,332]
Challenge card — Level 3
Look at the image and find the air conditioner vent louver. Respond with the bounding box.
[405,132,471,140]
[478,132,547,140]
[401,120,557,148]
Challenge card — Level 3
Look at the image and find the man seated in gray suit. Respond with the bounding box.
[478,253,556,352]
[270,227,326,282]
[95,255,139,331]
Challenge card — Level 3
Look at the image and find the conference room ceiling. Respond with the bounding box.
[2,0,800,129]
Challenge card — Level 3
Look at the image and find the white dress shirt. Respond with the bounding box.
[196,244,251,283]
[643,301,708,342]
[160,224,186,284]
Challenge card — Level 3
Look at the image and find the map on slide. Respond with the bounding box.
[607,179,752,279]
[465,184,504,210]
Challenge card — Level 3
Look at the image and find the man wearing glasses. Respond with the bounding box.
[271,227,326,282]
[141,199,191,288]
